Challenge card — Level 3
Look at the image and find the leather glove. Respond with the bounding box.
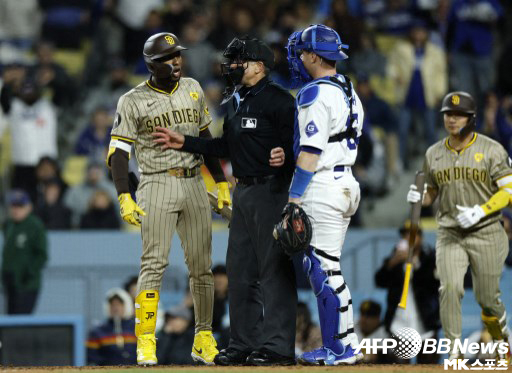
[118,193,146,227]
[456,205,485,229]
[216,182,231,209]
[407,184,426,204]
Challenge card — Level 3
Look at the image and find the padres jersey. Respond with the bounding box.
[424,133,512,228]
[297,75,364,171]
[111,77,212,173]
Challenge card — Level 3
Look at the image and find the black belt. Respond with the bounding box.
[236,175,275,186]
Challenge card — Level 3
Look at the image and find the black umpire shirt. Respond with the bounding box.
[182,76,295,180]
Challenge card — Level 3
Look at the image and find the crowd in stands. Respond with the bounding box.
[0,1,511,229]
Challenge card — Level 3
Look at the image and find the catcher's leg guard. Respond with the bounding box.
[303,248,353,356]
[135,290,159,365]
[482,312,511,364]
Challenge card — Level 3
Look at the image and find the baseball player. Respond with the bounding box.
[106,32,231,365]
[407,91,511,363]
[285,24,364,365]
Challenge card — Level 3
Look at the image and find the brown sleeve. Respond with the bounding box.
[111,149,130,195]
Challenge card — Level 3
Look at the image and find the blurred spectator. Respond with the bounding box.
[496,42,512,97]
[375,220,440,363]
[115,0,164,31]
[1,75,58,202]
[83,59,132,117]
[295,301,322,356]
[35,178,72,230]
[349,32,387,78]
[86,288,136,366]
[493,95,512,156]
[64,161,117,227]
[357,76,399,187]
[387,20,447,169]
[1,190,48,314]
[156,305,195,365]
[161,0,193,36]
[35,156,68,207]
[80,189,120,230]
[376,0,415,36]
[325,0,365,54]
[212,264,229,349]
[124,9,165,67]
[180,21,215,85]
[480,91,499,138]
[354,300,387,363]
[40,0,92,49]
[446,0,503,108]
[74,107,112,163]
[33,41,77,107]
[208,5,257,51]
[123,275,138,304]
[0,1,42,48]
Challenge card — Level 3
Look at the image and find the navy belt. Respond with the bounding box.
[334,165,350,172]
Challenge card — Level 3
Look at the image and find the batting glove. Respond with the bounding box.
[118,193,146,227]
[216,182,231,209]
[456,205,485,229]
[407,184,426,204]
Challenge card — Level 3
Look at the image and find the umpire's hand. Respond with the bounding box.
[152,127,185,150]
[269,147,285,167]
[118,193,146,227]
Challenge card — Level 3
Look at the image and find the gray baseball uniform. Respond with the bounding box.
[423,133,512,347]
[111,77,214,332]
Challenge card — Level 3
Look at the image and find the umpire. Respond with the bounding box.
[153,36,297,365]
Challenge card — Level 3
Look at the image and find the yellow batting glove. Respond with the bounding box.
[118,193,146,227]
[217,182,231,209]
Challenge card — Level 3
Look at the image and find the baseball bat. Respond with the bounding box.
[207,191,232,221]
[398,171,425,309]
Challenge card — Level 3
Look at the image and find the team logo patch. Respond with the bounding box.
[113,112,121,129]
[241,117,257,128]
[305,121,318,137]
[474,153,484,162]
[451,94,460,105]
[190,92,199,101]
[165,35,175,45]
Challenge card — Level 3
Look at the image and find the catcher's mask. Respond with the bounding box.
[143,32,187,79]
[221,36,274,95]
[286,24,349,88]
[440,91,476,138]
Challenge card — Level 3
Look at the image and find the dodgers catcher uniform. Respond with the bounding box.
[286,24,364,365]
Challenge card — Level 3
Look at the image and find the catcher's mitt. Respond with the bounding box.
[273,202,312,255]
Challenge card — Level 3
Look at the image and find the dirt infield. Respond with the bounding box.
[0,365,455,373]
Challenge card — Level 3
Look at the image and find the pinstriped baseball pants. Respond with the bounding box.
[436,221,508,348]
[136,172,214,332]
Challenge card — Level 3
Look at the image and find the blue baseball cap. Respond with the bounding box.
[8,189,31,206]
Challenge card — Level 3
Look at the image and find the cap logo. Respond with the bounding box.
[451,95,460,105]
[165,35,175,45]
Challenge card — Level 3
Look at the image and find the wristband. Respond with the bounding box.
[289,166,314,198]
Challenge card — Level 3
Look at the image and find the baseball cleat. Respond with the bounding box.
[191,330,219,365]
[298,346,357,366]
[137,334,157,365]
[355,351,365,363]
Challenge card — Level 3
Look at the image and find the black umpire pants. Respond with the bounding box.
[227,178,297,358]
